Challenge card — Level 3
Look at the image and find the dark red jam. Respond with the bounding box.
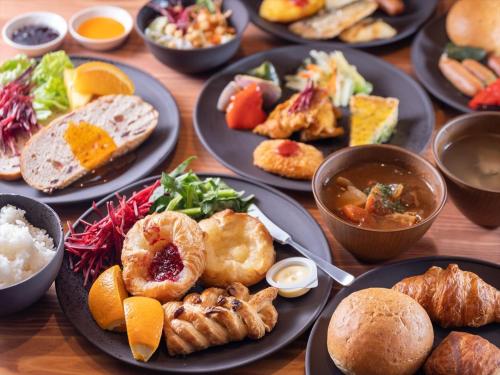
[148,243,184,282]
[277,140,300,157]
[11,25,59,46]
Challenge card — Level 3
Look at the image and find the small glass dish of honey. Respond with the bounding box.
[69,6,133,51]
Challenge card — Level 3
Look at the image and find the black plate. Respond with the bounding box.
[305,256,500,375]
[0,56,180,205]
[194,44,434,192]
[412,16,473,113]
[55,174,334,373]
[246,0,437,48]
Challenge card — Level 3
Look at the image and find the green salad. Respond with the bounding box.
[149,157,254,220]
[0,50,72,120]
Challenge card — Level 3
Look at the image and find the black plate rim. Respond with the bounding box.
[245,0,438,48]
[194,43,435,192]
[304,255,500,375]
[411,16,472,113]
[1,55,181,205]
[55,173,334,373]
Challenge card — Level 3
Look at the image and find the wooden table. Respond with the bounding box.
[0,1,498,374]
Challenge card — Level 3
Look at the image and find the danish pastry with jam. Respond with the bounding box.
[121,211,205,303]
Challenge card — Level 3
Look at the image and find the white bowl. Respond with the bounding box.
[69,6,133,51]
[2,12,67,57]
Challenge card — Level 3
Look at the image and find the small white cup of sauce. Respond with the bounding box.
[266,257,318,298]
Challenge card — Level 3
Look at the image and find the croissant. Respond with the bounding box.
[392,264,499,327]
[424,331,500,375]
[163,282,278,355]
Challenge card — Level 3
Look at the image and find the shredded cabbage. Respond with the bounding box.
[0,54,34,86]
[32,51,73,121]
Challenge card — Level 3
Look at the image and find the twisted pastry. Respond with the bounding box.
[163,282,278,355]
[393,264,499,327]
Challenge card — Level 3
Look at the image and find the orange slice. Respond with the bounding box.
[73,61,135,96]
[124,297,164,362]
[88,265,128,332]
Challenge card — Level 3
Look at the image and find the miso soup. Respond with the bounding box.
[441,134,500,191]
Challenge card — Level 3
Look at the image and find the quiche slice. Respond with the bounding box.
[349,94,399,146]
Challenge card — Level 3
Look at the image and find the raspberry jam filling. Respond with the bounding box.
[148,243,184,282]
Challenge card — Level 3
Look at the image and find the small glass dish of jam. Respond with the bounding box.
[2,11,67,56]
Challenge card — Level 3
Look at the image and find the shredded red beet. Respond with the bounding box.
[65,180,160,285]
[288,80,315,114]
[0,66,38,155]
[148,243,184,282]
[147,1,194,33]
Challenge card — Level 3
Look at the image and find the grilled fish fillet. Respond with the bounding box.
[289,0,378,40]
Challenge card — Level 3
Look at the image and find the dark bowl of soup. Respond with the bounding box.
[433,112,500,228]
[312,145,447,262]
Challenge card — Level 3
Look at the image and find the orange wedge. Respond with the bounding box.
[124,296,164,362]
[73,61,135,96]
[88,265,128,332]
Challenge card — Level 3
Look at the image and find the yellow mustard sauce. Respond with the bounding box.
[64,122,117,170]
[77,17,125,40]
[273,265,311,298]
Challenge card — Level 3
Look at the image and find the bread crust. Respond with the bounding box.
[327,288,434,375]
[121,211,206,303]
[446,0,500,54]
[424,331,500,375]
[199,210,275,287]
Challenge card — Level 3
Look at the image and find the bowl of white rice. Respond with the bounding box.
[0,194,63,316]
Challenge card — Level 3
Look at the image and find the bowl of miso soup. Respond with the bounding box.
[434,112,500,228]
[313,145,447,262]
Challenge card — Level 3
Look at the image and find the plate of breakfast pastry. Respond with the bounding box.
[412,0,500,113]
[194,44,433,191]
[305,256,500,375]
[0,52,179,204]
[245,0,437,48]
[55,158,333,373]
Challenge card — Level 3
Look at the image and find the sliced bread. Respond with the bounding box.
[20,95,158,193]
[0,133,34,180]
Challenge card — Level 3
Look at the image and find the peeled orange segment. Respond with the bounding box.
[73,61,135,96]
[88,265,128,332]
[124,297,164,362]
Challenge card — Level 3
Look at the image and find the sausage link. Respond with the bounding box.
[374,0,404,15]
[487,55,500,77]
[462,59,497,85]
[439,56,484,97]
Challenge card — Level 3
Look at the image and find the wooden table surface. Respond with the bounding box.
[0,1,498,374]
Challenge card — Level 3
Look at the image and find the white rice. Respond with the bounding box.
[0,205,55,288]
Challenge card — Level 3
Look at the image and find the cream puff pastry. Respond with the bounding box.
[121,211,205,303]
[199,210,275,287]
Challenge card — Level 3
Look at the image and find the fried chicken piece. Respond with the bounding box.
[253,89,342,140]
[253,140,324,180]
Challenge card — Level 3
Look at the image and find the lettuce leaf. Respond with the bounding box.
[0,54,35,86]
[32,51,73,120]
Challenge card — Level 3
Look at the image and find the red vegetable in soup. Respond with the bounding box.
[321,162,436,230]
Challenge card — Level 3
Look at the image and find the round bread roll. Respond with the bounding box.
[199,209,275,287]
[446,0,500,53]
[327,288,434,375]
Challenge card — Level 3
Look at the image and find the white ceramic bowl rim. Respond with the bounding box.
[1,11,67,51]
[69,5,133,44]
[266,257,318,290]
